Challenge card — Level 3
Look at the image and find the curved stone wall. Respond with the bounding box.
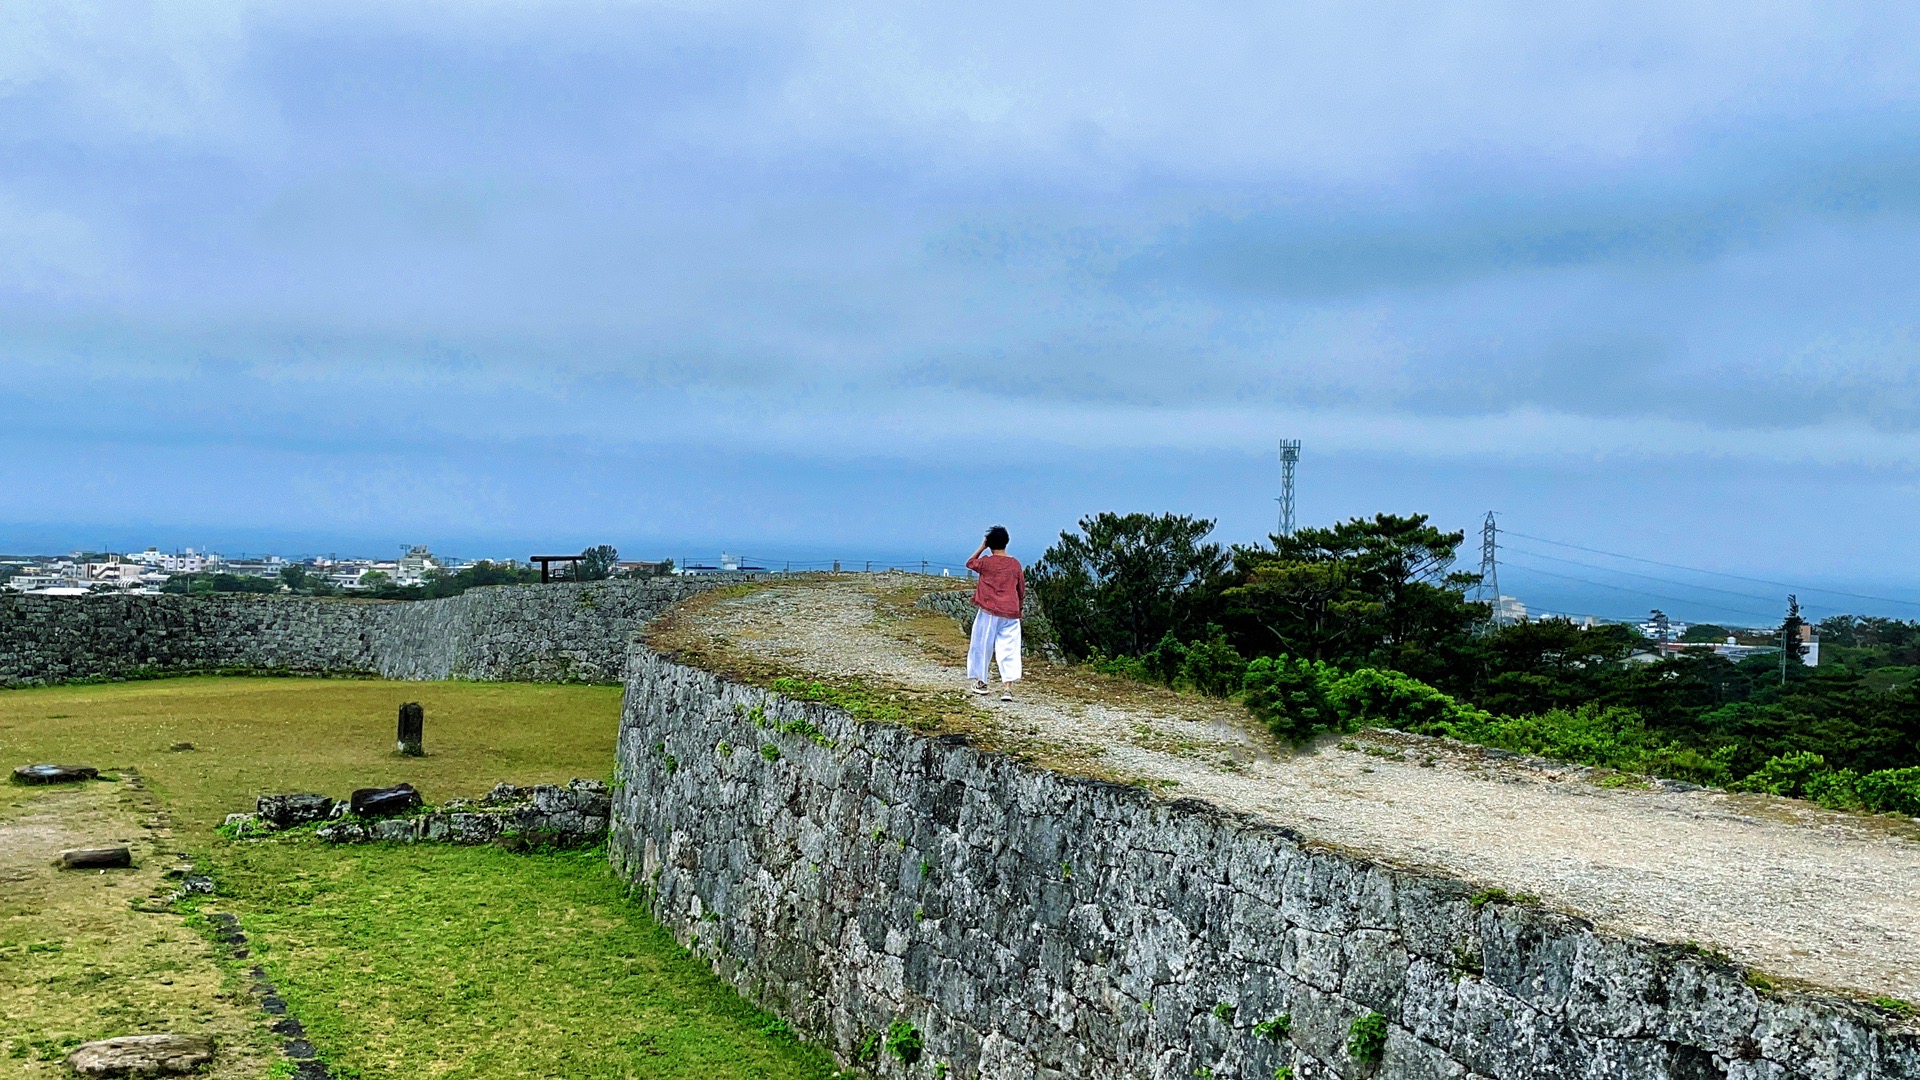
[0,580,726,688]
[611,649,1918,1080]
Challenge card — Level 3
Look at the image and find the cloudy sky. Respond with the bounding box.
[7,2,1920,621]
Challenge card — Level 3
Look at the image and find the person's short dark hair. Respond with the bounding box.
[985,525,1010,550]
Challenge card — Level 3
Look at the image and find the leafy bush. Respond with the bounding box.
[1329,667,1488,733]
[1243,658,1739,786]
[1441,705,1735,786]
[1733,751,1832,798]
[1087,652,1153,682]
[1242,656,1346,743]
[1176,627,1249,697]
[1855,767,1920,816]
[1737,753,1920,816]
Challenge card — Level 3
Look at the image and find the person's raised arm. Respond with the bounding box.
[966,540,989,573]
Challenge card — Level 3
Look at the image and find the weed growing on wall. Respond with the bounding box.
[1347,1013,1388,1062]
[1251,1014,1290,1040]
[1873,996,1915,1018]
[884,1020,923,1064]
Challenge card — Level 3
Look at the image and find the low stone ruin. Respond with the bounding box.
[319,780,610,847]
[224,780,610,849]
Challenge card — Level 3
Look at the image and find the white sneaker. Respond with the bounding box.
[999,689,1014,702]
[971,680,990,694]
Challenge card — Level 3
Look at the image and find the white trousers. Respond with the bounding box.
[967,612,1022,683]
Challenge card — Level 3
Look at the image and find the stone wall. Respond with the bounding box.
[0,579,727,688]
[611,650,1919,1080]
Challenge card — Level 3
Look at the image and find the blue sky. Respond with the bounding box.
[7,2,1920,623]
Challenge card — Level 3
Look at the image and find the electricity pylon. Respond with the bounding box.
[1476,511,1505,623]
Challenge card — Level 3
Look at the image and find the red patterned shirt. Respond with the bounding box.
[965,553,1026,619]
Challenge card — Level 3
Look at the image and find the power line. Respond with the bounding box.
[1504,530,1920,611]
[1503,544,1790,608]
[1499,559,1783,621]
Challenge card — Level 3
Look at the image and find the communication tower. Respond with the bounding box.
[1276,440,1301,538]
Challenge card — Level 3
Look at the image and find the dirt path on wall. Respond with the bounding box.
[651,574,1920,1003]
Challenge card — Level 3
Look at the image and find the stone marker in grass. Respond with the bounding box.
[13,763,99,784]
[67,1033,214,1077]
[61,847,132,870]
[350,783,421,817]
[397,701,425,756]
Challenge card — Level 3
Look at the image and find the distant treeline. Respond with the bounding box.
[1030,512,1920,814]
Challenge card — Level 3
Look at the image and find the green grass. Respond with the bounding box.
[0,677,839,1080]
[207,840,838,1079]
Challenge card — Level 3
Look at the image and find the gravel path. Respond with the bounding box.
[662,576,1920,1001]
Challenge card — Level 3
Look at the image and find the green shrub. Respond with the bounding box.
[1347,1012,1388,1062]
[1176,627,1248,697]
[1434,704,1735,787]
[1242,655,1346,743]
[1088,652,1152,682]
[1855,766,1920,816]
[1734,754,1920,816]
[1733,751,1831,797]
[1331,667,1489,733]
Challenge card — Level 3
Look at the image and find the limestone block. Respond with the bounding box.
[67,1034,214,1076]
[1478,905,1579,1016]
[1285,927,1346,993]
[255,793,333,829]
[1400,958,1462,1049]
[1751,996,1879,1080]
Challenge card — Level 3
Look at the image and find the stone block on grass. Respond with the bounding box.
[60,847,132,870]
[256,793,334,829]
[67,1034,214,1077]
[349,783,421,818]
[13,763,98,784]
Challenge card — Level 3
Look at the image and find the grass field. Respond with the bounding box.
[0,677,840,1079]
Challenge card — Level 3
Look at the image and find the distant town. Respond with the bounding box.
[0,545,680,596]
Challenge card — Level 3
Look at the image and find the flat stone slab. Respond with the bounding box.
[67,1034,214,1076]
[348,783,420,818]
[13,763,99,784]
[60,847,132,870]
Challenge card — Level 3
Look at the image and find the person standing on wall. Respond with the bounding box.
[966,525,1026,702]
